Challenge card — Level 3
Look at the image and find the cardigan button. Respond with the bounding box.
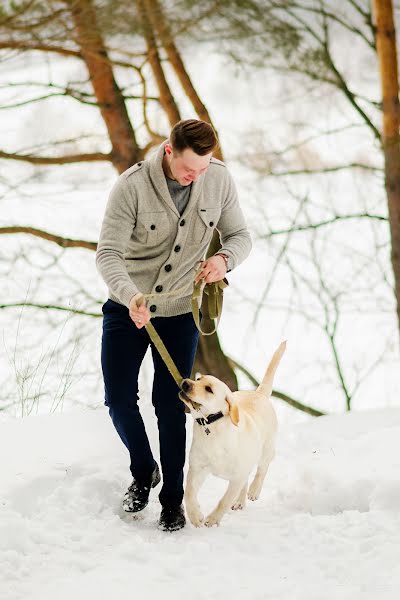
[150,305,157,313]
[180,219,185,226]
[209,221,214,227]
[174,245,181,252]
[164,264,172,272]
[155,285,163,293]
[150,224,156,230]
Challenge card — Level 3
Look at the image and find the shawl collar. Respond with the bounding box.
[148,141,205,218]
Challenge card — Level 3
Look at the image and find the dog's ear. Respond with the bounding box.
[226,394,240,427]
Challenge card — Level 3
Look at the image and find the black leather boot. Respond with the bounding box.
[123,462,161,513]
[158,504,186,532]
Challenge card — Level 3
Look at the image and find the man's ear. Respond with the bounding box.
[226,394,240,427]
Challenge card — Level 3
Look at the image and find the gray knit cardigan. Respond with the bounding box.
[96,141,252,317]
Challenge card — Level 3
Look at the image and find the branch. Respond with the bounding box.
[0,92,100,109]
[259,213,388,239]
[0,89,158,110]
[284,1,375,49]
[0,6,67,31]
[324,51,381,140]
[0,39,156,72]
[0,150,111,165]
[134,60,167,142]
[228,357,325,416]
[251,162,382,176]
[346,0,376,44]
[0,40,81,58]
[0,227,97,250]
[0,302,101,317]
[309,235,352,409]
[0,0,37,27]
[269,3,381,140]
[258,123,366,157]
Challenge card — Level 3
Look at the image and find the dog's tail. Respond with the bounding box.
[256,341,286,398]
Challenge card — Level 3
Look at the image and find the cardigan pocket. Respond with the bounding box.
[136,211,169,245]
[191,207,221,244]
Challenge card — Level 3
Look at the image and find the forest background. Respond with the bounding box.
[1,0,399,423]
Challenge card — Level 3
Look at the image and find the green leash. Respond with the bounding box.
[135,278,228,387]
[191,278,228,336]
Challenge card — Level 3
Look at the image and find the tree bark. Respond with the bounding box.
[373,0,400,339]
[68,0,141,173]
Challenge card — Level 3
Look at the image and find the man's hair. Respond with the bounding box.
[170,119,219,156]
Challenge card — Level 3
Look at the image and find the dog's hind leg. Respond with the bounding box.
[248,444,275,501]
[231,480,248,510]
[185,466,208,527]
[204,479,245,527]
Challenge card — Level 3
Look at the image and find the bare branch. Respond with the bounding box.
[250,162,382,176]
[284,1,375,49]
[258,213,388,239]
[0,227,97,250]
[0,84,159,110]
[0,40,81,58]
[228,357,325,416]
[0,303,101,317]
[0,150,111,165]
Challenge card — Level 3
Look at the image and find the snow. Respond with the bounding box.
[1,403,400,600]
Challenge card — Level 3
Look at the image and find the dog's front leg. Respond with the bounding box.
[205,480,244,527]
[185,466,208,527]
[231,480,248,510]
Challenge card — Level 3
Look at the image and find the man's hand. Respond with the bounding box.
[129,293,151,329]
[194,255,227,284]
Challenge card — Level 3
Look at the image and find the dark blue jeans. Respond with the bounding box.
[101,299,199,508]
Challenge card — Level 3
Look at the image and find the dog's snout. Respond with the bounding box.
[181,379,192,392]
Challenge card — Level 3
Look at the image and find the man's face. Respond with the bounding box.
[165,144,212,186]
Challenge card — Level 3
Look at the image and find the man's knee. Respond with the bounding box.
[104,387,139,410]
[152,391,185,416]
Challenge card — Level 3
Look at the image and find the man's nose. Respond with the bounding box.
[181,379,192,392]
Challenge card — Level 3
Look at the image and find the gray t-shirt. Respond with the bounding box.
[166,176,192,215]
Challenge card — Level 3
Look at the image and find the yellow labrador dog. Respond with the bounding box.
[179,341,286,528]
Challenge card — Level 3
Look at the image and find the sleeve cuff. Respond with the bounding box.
[119,284,140,309]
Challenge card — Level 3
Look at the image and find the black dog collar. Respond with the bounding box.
[195,411,224,427]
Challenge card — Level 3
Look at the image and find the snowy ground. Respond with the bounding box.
[1,402,400,600]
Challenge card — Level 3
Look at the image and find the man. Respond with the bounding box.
[96,119,251,531]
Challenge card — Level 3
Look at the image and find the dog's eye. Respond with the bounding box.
[205,386,213,394]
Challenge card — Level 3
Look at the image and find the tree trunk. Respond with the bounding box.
[194,329,238,391]
[140,0,237,388]
[68,0,141,173]
[373,0,400,340]
[136,0,181,126]
[144,0,223,161]
[71,0,238,390]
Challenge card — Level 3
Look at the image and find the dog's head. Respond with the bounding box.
[179,375,239,426]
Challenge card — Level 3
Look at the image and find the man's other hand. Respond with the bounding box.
[194,255,227,284]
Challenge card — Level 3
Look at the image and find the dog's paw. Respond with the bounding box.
[247,490,260,501]
[188,511,204,528]
[231,501,245,510]
[204,513,221,527]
